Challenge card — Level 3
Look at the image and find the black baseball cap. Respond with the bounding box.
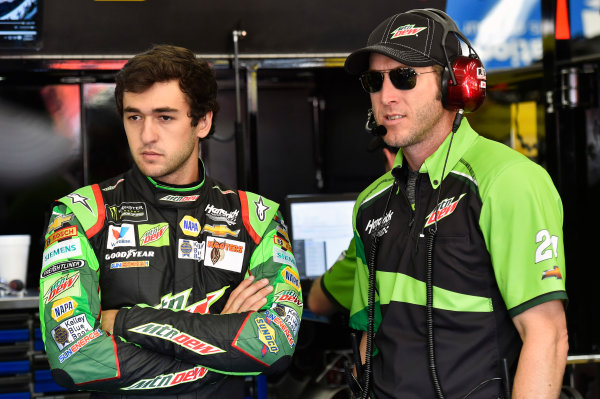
[345,9,462,75]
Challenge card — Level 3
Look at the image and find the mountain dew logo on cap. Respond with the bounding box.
[391,24,427,39]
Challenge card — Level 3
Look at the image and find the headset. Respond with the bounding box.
[406,8,486,113]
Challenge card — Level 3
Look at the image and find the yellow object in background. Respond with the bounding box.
[510,101,538,159]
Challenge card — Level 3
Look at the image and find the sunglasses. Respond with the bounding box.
[359,67,436,93]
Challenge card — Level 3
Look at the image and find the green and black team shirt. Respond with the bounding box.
[350,118,567,399]
[39,162,302,398]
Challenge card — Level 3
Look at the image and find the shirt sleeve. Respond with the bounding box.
[479,160,568,317]
[40,203,228,394]
[113,211,302,376]
[321,238,357,311]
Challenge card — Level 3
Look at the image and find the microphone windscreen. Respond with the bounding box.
[373,125,387,136]
[9,280,24,291]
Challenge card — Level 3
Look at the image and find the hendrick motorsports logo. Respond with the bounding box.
[124,366,208,390]
[129,323,225,355]
[205,204,239,226]
[365,210,393,235]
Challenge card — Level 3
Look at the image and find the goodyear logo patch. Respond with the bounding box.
[51,297,77,322]
[281,267,300,290]
[255,316,278,355]
[179,215,200,237]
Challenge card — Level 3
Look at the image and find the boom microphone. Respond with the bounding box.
[365,108,387,136]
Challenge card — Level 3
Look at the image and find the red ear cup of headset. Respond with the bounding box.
[442,55,486,112]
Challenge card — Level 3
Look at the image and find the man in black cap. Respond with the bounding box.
[345,9,568,399]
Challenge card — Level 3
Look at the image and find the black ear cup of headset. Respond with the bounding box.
[407,8,487,112]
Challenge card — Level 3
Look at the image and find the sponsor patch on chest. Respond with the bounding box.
[203,237,245,273]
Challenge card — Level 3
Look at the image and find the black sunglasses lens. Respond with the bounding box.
[389,68,417,90]
[360,68,418,93]
[360,71,383,93]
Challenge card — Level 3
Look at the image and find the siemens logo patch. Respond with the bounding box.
[42,238,82,268]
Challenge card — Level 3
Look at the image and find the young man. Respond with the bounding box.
[39,45,301,398]
[345,9,568,399]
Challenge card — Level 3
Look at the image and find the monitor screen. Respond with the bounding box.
[284,193,357,279]
[0,0,42,50]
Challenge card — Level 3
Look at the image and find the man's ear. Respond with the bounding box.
[196,111,213,139]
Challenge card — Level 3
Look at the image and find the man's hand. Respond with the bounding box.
[221,275,273,314]
[101,309,119,335]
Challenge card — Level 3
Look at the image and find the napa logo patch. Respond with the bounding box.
[281,266,300,290]
[138,223,169,247]
[51,297,77,322]
[179,216,200,237]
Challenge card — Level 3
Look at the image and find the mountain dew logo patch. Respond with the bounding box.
[391,24,427,39]
[129,323,224,355]
[138,223,169,247]
[43,272,80,304]
[424,194,466,227]
[123,366,208,390]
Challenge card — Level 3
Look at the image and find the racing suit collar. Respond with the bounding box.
[391,118,478,190]
[131,160,208,208]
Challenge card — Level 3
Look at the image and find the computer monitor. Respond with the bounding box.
[284,193,358,279]
[0,0,42,50]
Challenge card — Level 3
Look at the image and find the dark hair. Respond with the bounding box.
[114,45,219,136]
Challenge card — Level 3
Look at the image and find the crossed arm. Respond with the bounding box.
[101,275,273,334]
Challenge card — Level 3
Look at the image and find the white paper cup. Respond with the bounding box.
[0,235,31,285]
